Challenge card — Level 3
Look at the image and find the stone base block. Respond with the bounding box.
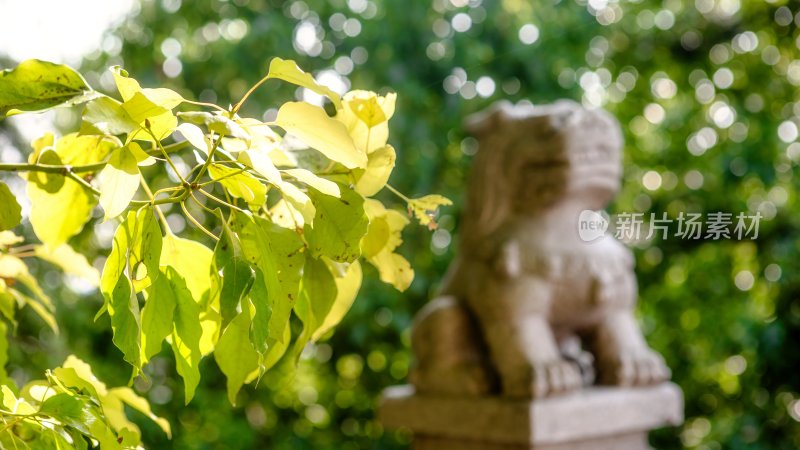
[379,383,683,450]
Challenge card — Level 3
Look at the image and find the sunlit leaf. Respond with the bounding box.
[304,185,368,263]
[165,266,203,403]
[293,255,337,356]
[312,261,363,340]
[275,101,366,169]
[266,57,342,109]
[141,269,177,364]
[283,168,340,197]
[0,59,95,117]
[82,96,138,135]
[110,387,171,438]
[231,212,304,349]
[213,217,255,328]
[99,146,140,220]
[407,194,453,229]
[26,133,117,247]
[208,163,267,210]
[0,182,21,231]
[175,122,209,154]
[214,302,260,405]
[354,144,396,196]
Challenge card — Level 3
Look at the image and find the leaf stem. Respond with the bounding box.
[66,171,101,196]
[197,188,247,213]
[183,98,228,112]
[180,201,219,241]
[0,162,105,174]
[232,73,271,115]
[191,133,224,184]
[198,167,247,187]
[385,184,411,202]
[146,129,187,185]
[140,177,171,233]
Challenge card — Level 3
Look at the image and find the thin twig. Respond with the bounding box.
[180,201,219,241]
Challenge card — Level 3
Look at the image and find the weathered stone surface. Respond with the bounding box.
[380,100,684,449]
[380,383,683,449]
[410,100,672,399]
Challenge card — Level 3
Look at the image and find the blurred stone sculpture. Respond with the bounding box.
[410,100,671,398]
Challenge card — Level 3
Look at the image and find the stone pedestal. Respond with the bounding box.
[380,383,683,450]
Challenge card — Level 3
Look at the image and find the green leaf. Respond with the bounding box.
[265,57,343,109]
[0,322,9,386]
[0,254,57,331]
[101,208,162,300]
[214,303,260,405]
[164,266,203,403]
[283,168,341,197]
[274,102,366,169]
[213,218,255,329]
[0,182,21,231]
[82,96,138,135]
[178,111,249,139]
[39,393,85,425]
[99,146,140,220]
[159,234,217,357]
[208,163,267,210]
[26,133,117,247]
[354,144,396,197]
[141,269,177,364]
[304,185,368,263]
[293,255,337,357]
[106,267,141,372]
[175,122,209,154]
[100,208,162,372]
[0,59,95,117]
[231,212,304,349]
[109,387,171,438]
[313,260,362,340]
[239,148,282,186]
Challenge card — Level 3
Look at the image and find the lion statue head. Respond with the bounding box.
[460,100,624,249]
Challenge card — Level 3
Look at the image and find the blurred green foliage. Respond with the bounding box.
[4,0,800,448]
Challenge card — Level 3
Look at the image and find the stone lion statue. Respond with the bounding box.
[410,100,671,398]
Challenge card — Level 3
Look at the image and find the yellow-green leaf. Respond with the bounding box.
[304,186,368,263]
[407,194,453,229]
[355,144,396,196]
[312,260,362,341]
[26,134,116,247]
[0,182,21,231]
[275,102,366,169]
[283,168,340,197]
[175,122,209,154]
[159,233,217,356]
[83,96,138,135]
[141,269,177,364]
[208,164,267,210]
[214,303,260,405]
[165,266,203,403]
[293,255,337,357]
[0,59,95,117]
[99,146,140,220]
[109,387,171,438]
[266,57,342,109]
